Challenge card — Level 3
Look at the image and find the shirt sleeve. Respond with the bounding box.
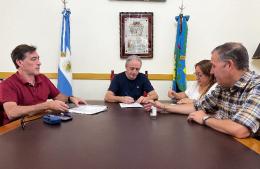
[142,76,154,93]
[1,81,18,103]
[194,86,220,114]
[42,75,60,99]
[232,84,260,134]
[108,75,120,94]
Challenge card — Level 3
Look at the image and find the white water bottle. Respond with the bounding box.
[150,106,157,119]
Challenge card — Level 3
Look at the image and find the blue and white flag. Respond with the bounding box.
[57,8,72,96]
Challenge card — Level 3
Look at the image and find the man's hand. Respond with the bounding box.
[69,96,87,106]
[120,96,134,104]
[187,110,206,125]
[48,100,69,112]
[143,100,168,113]
[143,101,153,111]
[136,96,150,104]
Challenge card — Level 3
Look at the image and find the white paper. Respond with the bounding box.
[69,105,107,115]
[119,102,143,108]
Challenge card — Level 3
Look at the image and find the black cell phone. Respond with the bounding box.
[59,112,73,121]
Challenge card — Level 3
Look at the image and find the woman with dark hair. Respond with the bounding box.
[168,59,216,104]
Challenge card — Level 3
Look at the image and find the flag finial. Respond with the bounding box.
[179,0,185,15]
[61,0,68,9]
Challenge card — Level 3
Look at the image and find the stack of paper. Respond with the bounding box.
[119,103,143,108]
[69,105,107,115]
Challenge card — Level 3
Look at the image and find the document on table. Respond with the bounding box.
[69,105,107,115]
[119,102,143,108]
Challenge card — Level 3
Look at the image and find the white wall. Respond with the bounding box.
[0,0,260,100]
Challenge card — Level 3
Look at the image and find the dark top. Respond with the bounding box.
[108,72,154,100]
[0,72,60,125]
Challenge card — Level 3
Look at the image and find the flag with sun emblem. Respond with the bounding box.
[172,14,189,92]
[57,8,72,96]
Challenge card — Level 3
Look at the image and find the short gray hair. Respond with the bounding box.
[125,55,142,67]
[212,42,249,70]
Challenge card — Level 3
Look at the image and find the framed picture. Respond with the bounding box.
[113,0,166,1]
[110,0,166,2]
[120,12,153,58]
[252,43,260,59]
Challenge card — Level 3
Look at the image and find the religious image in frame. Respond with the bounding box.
[120,12,153,58]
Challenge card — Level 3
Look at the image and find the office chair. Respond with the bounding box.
[0,82,3,126]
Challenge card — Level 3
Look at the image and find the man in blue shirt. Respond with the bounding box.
[105,55,158,104]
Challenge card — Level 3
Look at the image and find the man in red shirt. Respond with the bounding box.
[0,44,86,125]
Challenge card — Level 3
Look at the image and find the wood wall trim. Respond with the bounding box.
[0,72,196,81]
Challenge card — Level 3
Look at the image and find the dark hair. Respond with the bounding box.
[211,42,249,70]
[11,44,36,69]
[195,59,216,98]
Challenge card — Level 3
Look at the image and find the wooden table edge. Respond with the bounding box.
[0,113,259,155]
[235,138,260,155]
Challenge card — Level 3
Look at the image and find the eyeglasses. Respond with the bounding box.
[194,72,205,78]
[21,116,42,130]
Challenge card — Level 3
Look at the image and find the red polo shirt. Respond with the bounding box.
[0,72,60,125]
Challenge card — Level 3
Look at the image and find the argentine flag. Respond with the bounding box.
[57,8,72,96]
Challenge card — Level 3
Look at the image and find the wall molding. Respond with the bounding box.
[0,72,196,81]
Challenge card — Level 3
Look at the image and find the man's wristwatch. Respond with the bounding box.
[202,115,211,125]
[68,96,73,103]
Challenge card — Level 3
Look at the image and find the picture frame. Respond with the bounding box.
[252,43,260,59]
[120,12,153,58]
[113,0,166,1]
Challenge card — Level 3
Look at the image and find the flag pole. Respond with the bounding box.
[57,0,73,96]
[179,0,185,15]
[61,0,67,9]
[172,0,189,92]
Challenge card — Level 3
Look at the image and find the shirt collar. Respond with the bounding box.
[233,71,253,88]
[228,71,254,92]
[15,71,42,86]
